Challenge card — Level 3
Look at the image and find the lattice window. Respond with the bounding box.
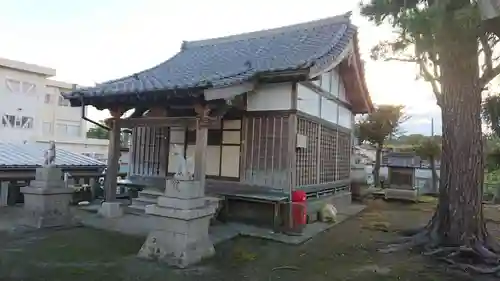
[296,118,319,186]
[319,125,337,183]
[130,127,167,176]
[337,131,351,180]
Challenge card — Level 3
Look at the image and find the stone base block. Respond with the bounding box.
[137,216,215,268]
[21,186,74,228]
[30,179,64,189]
[157,196,207,210]
[35,167,63,182]
[384,188,419,202]
[99,202,123,218]
[145,200,218,220]
[164,180,204,199]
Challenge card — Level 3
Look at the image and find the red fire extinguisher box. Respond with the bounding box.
[287,190,307,235]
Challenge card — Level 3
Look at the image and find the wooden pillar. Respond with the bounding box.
[0,181,8,207]
[289,83,298,193]
[159,127,170,177]
[104,109,124,202]
[287,84,298,229]
[194,104,210,189]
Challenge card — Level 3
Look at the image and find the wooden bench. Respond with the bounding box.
[216,191,289,231]
[117,179,146,199]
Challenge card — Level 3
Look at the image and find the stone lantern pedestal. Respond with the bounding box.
[137,178,219,268]
[20,167,74,228]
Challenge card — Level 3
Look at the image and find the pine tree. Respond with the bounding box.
[361,0,500,274]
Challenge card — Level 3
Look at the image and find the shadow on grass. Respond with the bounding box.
[0,200,487,281]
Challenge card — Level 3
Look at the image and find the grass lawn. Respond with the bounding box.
[1,198,499,281]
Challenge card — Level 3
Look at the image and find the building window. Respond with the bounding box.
[1,114,33,129]
[44,94,51,104]
[56,123,81,136]
[58,96,70,107]
[23,82,36,94]
[67,125,81,137]
[56,124,67,135]
[42,122,53,134]
[5,79,21,93]
[5,79,36,94]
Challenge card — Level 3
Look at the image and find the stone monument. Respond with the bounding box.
[21,141,75,228]
[137,146,219,268]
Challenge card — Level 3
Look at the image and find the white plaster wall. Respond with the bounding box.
[319,69,347,102]
[297,68,353,129]
[297,84,320,117]
[247,82,292,111]
[338,106,352,129]
[167,120,242,178]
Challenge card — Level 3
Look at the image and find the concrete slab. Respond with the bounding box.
[74,203,366,246]
[0,203,365,247]
[229,204,367,245]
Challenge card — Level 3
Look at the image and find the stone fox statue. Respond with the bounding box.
[171,144,194,180]
[44,141,56,166]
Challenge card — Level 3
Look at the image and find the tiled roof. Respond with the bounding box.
[63,13,356,102]
[0,142,106,169]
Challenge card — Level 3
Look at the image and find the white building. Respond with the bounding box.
[0,57,108,156]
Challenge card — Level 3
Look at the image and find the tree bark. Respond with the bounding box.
[431,28,486,246]
[429,156,438,195]
[373,144,382,187]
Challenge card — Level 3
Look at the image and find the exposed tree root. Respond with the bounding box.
[379,222,500,276]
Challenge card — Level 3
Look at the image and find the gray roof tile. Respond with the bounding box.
[63,13,356,101]
[0,142,106,169]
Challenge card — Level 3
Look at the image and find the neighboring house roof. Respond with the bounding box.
[63,12,372,113]
[0,142,106,169]
[384,152,421,168]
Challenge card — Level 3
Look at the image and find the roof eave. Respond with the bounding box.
[352,34,374,114]
[65,69,311,110]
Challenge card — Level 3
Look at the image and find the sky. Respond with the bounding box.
[0,0,441,136]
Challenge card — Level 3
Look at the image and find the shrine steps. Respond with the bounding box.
[126,190,163,215]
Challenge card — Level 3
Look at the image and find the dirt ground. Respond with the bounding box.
[2,198,500,281]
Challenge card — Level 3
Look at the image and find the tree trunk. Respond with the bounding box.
[373,144,382,187]
[429,156,438,195]
[430,28,486,246]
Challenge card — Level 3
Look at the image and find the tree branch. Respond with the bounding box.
[384,57,418,63]
[480,32,493,74]
[480,64,500,90]
[384,54,442,107]
[479,32,500,89]
[418,59,443,107]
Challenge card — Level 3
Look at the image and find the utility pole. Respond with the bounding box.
[431,118,434,136]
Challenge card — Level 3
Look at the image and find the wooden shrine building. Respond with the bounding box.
[63,12,373,228]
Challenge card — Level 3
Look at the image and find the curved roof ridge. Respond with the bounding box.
[184,12,352,49]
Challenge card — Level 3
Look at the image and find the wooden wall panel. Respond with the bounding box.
[242,114,289,190]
